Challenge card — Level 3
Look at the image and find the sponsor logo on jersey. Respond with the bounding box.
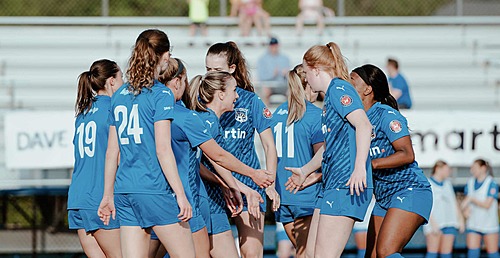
[340,95,352,107]
[164,106,172,110]
[162,90,172,95]
[263,107,272,119]
[389,120,402,133]
[336,85,345,91]
[369,146,385,157]
[277,109,288,115]
[205,120,215,128]
[89,107,99,114]
[119,88,130,95]
[224,128,247,139]
[235,108,248,123]
[387,111,396,115]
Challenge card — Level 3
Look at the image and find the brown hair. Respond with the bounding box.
[387,58,399,70]
[431,160,448,175]
[188,71,234,112]
[286,64,307,125]
[303,42,349,81]
[206,41,254,92]
[75,59,119,116]
[126,29,170,95]
[474,158,493,176]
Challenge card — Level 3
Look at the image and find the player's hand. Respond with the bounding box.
[251,169,274,188]
[284,167,307,194]
[176,194,192,222]
[97,195,115,226]
[246,189,264,220]
[222,186,244,217]
[265,187,280,212]
[345,166,367,196]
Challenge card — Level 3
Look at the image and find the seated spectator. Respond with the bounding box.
[295,0,325,36]
[187,0,209,46]
[257,37,290,106]
[387,58,413,109]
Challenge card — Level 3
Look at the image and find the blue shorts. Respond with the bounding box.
[275,204,315,224]
[199,195,212,234]
[319,188,374,222]
[242,190,267,213]
[68,209,120,232]
[208,213,231,235]
[372,188,432,224]
[315,193,323,209]
[441,227,458,236]
[115,193,180,228]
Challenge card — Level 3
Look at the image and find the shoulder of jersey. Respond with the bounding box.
[274,103,288,116]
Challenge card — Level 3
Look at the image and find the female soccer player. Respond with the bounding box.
[272,64,323,258]
[286,42,373,258]
[461,159,499,258]
[68,59,123,258]
[97,29,195,258]
[205,41,278,258]
[349,64,432,258]
[424,160,464,258]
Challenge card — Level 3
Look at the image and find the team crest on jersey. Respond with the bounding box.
[235,108,248,123]
[491,188,497,195]
[263,107,272,119]
[389,120,402,133]
[340,95,352,107]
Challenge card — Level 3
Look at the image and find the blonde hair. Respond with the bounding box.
[126,29,170,95]
[303,42,349,81]
[286,64,307,125]
[188,71,234,112]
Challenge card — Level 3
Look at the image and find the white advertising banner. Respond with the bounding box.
[4,111,75,169]
[403,110,500,168]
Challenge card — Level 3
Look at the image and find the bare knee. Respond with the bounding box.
[240,247,263,258]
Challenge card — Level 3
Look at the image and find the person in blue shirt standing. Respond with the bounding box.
[350,64,432,258]
[97,29,196,258]
[286,42,373,258]
[205,41,278,258]
[272,64,323,258]
[257,37,290,106]
[461,159,499,258]
[68,59,123,258]
[387,58,412,109]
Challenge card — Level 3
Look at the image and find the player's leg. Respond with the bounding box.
[438,228,457,257]
[466,232,482,258]
[120,226,150,258]
[209,230,239,258]
[93,228,122,258]
[354,230,368,258]
[77,229,106,258]
[424,231,441,258]
[484,232,500,257]
[192,227,211,258]
[314,214,355,258]
[293,215,313,258]
[283,222,296,247]
[234,211,265,258]
[153,222,195,258]
[366,215,384,258]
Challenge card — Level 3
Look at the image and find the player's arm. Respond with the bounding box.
[98,126,120,225]
[298,142,324,190]
[199,139,273,188]
[155,120,192,222]
[372,136,415,170]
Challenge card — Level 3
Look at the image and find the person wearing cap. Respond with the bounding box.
[257,37,290,106]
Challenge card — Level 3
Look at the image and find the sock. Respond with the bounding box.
[357,249,366,258]
[386,253,404,258]
[488,252,500,258]
[425,252,438,258]
[440,253,452,258]
[468,248,481,258]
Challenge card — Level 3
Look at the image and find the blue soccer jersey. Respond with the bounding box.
[272,101,324,205]
[110,81,175,194]
[321,78,373,191]
[219,87,272,196]
[367,102,430,207]
[68,95,112,210]
[171,101,212,212]
[197,109,228,214]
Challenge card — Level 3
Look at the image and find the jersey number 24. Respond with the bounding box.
[115,104,144,145]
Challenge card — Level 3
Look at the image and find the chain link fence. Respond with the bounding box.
[0,0,498,17]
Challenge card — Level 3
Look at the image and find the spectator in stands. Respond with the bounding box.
[232,0,270,38]
[353,197,375,258]
[68,59,123,257]
[461,159,499,258]
[424,160,464,258]
[257,37,290,106]
[187,0,209,46]
[295,0,325,36]
[387,58,412,109]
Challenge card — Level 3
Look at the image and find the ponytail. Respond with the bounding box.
[287,64,307,125]
[325,42,349,81]
[127,29,170,95]
[207,41,254,92]
[352,64,399,111]
[75,59,119,116]
[188,75,205,112]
